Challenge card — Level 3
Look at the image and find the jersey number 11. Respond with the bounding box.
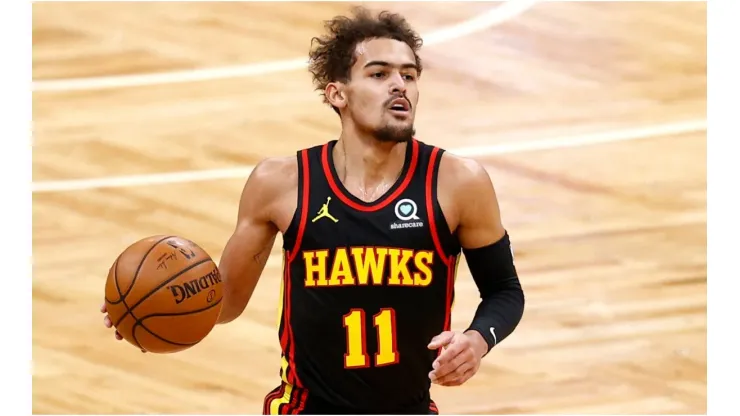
[343,308,399,368]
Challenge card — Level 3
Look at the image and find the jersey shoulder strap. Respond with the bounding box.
[415,140,462,261]
[281,144,319,253]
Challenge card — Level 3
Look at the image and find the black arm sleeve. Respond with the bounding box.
[463,231,525,355]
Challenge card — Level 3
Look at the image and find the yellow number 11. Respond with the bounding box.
[343,308,399,368]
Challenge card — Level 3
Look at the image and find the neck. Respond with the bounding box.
[332,128,408,202]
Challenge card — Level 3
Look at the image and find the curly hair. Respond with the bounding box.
[307,7,424,113]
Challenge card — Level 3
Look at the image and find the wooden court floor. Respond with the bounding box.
[31,1,707,414]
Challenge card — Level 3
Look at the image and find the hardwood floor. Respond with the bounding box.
[32,1,706,414]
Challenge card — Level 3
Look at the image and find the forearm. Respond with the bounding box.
[217,266,260,325]
[466,278,524,353]
[463,231,525,354]
[216,225,277,325]
[216,256,256,325]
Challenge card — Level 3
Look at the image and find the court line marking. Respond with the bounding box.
[32,119,707,193]
[31,0,540,92]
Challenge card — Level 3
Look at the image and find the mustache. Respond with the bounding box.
[384,95,411,110]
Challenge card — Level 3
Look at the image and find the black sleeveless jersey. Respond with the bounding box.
[275,139,462,412]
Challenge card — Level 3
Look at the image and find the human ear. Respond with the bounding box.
[325,82,347,109]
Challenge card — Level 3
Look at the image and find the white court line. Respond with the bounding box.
[32,119,707,193]
[31,0,540,92]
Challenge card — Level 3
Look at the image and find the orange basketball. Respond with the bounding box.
[104,235,223,353]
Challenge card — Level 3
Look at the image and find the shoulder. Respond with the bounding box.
[237,155,298,220]
[249,155,298,189]
[437,151,493,192]
[429,149,500,233]
[436,150,505,246]
[437,151,500,218]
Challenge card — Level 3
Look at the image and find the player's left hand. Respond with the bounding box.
[427,330,487,386]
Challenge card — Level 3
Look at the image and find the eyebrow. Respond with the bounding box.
[363,60,418,71]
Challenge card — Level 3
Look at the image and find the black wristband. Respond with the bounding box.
[463,232,524,354]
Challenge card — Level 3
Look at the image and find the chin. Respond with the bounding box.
[374,124,415,143]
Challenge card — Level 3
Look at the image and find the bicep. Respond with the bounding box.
[455,161,506,249]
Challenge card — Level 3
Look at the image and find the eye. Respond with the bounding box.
[403,74,416,81]
[372,72,385,78]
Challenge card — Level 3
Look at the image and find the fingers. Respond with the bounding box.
[429,343,468,383]
[105,315,122,341]
[427,331,455,350]
[437,365,475,387]
[432,341,464,369]
[102,301,123,342]
[428,332,482,387]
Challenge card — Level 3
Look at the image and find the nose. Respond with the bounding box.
[388,72,407,95]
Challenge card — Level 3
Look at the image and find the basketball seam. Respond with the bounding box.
[109,235,174,305]
[132,321,143,350]
[132,297,223,347]
[137,296,223,320]
[115,258,144,350]
[113,257,212,327]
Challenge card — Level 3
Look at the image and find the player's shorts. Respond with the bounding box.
[262,382,440,415]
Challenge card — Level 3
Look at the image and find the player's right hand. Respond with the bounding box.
[100,302,123,341]
[100,302,147,353]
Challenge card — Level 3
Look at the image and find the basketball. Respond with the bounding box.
[103,235,223,353]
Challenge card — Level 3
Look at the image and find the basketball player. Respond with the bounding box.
[102,7,524,415]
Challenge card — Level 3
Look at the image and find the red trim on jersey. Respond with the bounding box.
[292,389,308,414]
[288,150,310,263]
[279,150,310,391]
[285,265,303,387]
[321,140,420,212]
[263,383,285,415]
[442,255,456,332]
[279,259,290,352]
[425,147,450,267]
[281,386,302,414]
[280,253,303,388]
[263,383,307,415]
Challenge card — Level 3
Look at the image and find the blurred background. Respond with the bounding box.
[32,1,706,414]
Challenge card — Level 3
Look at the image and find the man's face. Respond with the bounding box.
[341,38,420,142]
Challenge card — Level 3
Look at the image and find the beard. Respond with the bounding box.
[373,124,415,143]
